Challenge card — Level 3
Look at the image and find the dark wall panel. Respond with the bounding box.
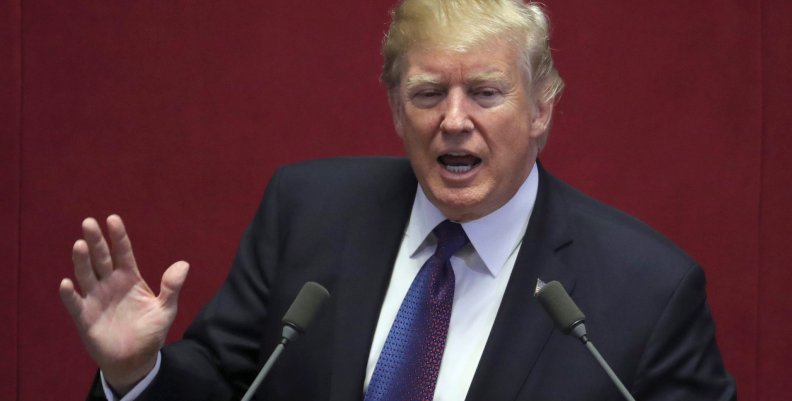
[758,1,792,400]
[16,0,397,398]
[0,0,20,399]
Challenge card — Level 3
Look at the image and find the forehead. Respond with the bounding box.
[401,39,522,85]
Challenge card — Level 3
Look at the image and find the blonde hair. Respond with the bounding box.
[381,0,564,105]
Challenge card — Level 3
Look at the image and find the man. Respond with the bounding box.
[60,0,736,400]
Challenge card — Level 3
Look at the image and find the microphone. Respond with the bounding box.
[281,281,331,342]
[535,280,587,340]
[535,280,637,401]
[240,282,330,401]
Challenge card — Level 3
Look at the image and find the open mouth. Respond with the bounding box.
[438,153,482,174]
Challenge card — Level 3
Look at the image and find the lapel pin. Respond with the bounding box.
[534,278,546,296]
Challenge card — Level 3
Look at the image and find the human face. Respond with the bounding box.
[391,39,553,222]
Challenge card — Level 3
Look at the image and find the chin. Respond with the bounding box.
[431,188,488,222]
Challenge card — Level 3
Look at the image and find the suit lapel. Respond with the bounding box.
[329,162,417,401]
[466,165,578,401]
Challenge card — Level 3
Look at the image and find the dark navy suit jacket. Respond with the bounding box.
[89,157,736,400]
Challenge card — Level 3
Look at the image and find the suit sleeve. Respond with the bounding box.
[86,169,286,401]
[631,264,737,401]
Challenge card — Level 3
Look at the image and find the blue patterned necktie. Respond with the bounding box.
[365,220,469,401]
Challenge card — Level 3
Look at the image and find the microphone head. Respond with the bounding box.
[282,281,330,333]
[535,280,585,335]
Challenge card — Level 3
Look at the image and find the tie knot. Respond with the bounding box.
[433,220,469,260]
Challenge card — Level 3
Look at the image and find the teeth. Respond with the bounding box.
[445,164,473,173]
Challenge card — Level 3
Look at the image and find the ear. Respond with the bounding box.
[387,89,405,138]
[530,98,554,135]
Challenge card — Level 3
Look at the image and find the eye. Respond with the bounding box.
[471,87,504,108]
[410,89,445,108]
[476,88,498,97]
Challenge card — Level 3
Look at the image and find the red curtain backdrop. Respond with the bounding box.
[2,1,790,400]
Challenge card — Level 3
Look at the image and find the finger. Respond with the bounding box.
[158,261,190,308]
[72,239,98,293]
[106,215,139,273]
[59,278,84,319]
[82,217,114,279]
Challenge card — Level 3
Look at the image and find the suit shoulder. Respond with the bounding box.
[275,157,413,188]
[263,157,416,210]
[545,171,695,271]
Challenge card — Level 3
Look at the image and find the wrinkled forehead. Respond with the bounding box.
[404,40,519,76]
[392,37,526,93]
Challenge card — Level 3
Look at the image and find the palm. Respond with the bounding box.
[81,267,170,366]
[60,215,189,390]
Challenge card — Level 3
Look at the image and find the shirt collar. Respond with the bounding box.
[404,163,539,276]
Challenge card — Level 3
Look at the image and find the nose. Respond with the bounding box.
[440,88,474,134]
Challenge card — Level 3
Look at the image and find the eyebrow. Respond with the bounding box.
[465,71,510,86]
[404,74,444,92]
[404,71,512,92]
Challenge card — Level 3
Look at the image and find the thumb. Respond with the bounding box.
[158,261,190,308]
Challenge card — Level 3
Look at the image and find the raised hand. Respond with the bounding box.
[59,215,189,394]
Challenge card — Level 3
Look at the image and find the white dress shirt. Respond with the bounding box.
[105,163,539,401]
[364,163,539,400]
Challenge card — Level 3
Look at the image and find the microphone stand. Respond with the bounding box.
[577,331,636,401]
